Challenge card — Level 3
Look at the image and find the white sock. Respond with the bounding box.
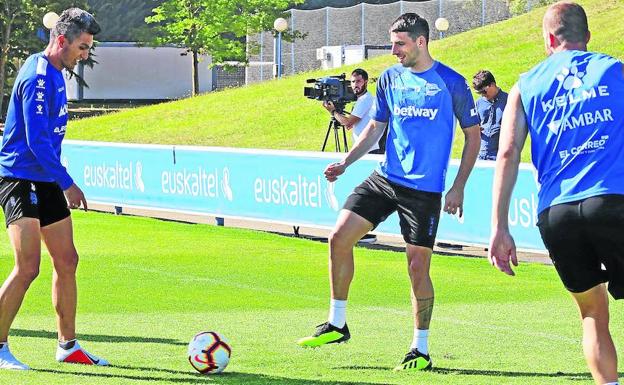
[603,382,619,385]
[410,329,429,354]
[328,299,347,328]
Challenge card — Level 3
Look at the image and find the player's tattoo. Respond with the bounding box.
[416,296,434,329]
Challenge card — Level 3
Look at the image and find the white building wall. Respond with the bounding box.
[66,42,213,100]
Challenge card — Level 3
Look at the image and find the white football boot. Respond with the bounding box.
[0,344,29,370]
[56,340,109,366]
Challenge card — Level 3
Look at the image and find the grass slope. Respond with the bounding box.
[0,211,621,384]
[67,0,624,162]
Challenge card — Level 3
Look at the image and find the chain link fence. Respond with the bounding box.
[247,0,515,83]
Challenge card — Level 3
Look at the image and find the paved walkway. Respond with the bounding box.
[89,203,552,265]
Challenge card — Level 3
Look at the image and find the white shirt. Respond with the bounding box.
[349,91,377,151]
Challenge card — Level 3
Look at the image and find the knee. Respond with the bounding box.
[329,229,354,254]
[578,302,602,318]
[407,258,429,283]
[578,307,610,331]
[407,259,422,278]
[54,253,79,275]
[14,264,40,284]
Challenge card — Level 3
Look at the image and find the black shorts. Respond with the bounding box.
[0,177,70,227]
[538,194,624,299]
[343,171,441,248]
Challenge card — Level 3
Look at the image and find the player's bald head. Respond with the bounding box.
[543,1,589,44]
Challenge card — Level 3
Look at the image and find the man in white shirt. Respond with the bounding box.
[324,68,384,154]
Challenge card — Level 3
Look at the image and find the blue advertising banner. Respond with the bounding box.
[62,141,545,252]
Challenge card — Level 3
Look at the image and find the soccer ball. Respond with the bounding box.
[187,331,231,374]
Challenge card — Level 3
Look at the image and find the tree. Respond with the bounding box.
[0,0,89,118]
[88,0,165,42]
[145,0,304,96]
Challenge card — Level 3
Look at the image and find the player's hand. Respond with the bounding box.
[323,101,335,114]
[443,186,464,217]
[64,184,88,211]
[488,229,518,276]
[324,162,346,182]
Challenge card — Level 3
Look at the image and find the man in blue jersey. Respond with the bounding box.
[297,13,480,371]
[489,2,623,384]
[0,9,108,369]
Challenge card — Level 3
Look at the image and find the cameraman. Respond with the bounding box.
[323,69,384,154]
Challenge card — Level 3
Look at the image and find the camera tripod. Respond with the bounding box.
[321,115,349,153]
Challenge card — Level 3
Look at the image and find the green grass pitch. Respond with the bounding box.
[0,211,620,384]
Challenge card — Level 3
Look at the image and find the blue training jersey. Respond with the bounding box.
[519,50,624,213]
[372,62,478,193]
[0,52,73,189]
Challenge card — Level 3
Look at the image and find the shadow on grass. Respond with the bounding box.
[35,366,386,384]
[433,367,597,380]
[12,328,186,346]
[336,365,593,380]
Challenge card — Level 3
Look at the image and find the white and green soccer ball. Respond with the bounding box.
[187,331,231,374]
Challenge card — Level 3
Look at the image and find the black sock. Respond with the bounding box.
[59,339,76,350]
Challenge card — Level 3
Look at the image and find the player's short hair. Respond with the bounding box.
[543,1,589,44]
[390,13,430,43]
[472,70,496,90]
[51,8,101,42]
[351,68,369,81]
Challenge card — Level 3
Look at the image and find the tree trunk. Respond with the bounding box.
[0,21,13,120]
[192,50,199,96]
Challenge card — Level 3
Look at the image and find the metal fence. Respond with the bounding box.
[247,0,512,83]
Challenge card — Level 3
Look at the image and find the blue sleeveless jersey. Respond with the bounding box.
[372,62,478,193]
[0,52,73,189]
[519,50,624,213]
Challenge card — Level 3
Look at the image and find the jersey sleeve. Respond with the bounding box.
[451,78,480,129]
[371,72,391,122]
[21,75,74,190]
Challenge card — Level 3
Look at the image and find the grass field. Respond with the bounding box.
[66,0,624,163]
[0,211,621,384]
